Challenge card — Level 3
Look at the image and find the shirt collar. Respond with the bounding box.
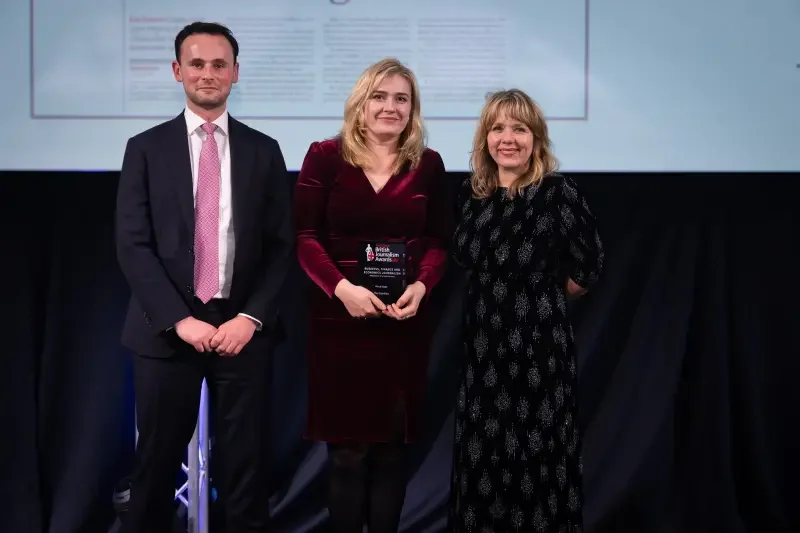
[184,107,229,136]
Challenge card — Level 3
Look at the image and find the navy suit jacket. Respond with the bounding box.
[115,113,293,357]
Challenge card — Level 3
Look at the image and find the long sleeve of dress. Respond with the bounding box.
[294,142,346,298]
[556,176,604,289]
[415,151,453,292]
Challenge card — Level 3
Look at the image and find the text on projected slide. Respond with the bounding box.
[32,0,587,119]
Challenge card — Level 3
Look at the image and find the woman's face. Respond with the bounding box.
[363,74,412,141]
[486,111,534,174]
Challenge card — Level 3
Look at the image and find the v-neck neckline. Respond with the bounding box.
[361,168,394,195]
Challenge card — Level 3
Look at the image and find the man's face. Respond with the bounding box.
[172,33,238,110]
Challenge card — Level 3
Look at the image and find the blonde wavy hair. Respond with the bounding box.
[470,89,559,199]
[339,58,426,175]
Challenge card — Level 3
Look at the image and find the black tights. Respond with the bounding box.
[326,404,407,533]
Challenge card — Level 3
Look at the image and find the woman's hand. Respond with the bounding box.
[384,281,426,320]
[334,279,386,318]
[566,278,587,299]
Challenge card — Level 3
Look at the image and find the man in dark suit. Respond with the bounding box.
[115,21,292,533]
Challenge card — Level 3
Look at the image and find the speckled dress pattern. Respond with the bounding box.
[448,174,604,532]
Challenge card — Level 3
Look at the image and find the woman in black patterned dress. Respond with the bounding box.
[448,89,604,532]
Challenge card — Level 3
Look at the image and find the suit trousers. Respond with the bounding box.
[124,299,273,533]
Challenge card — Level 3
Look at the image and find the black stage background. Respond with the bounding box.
[1,171,798,533]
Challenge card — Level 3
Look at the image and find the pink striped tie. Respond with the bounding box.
[193,122,220,303]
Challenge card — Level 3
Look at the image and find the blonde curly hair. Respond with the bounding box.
[470,89,559,199]
[339,58,426,175]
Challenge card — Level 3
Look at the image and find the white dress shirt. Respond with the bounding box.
[184,107,261,329]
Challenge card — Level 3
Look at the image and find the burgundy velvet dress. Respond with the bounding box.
[294,138,452,443]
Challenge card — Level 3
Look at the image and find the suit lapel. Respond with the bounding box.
[165,113,195,233]
[229,116,254,240]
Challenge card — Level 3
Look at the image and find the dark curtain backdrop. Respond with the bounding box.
[1,171,798,533]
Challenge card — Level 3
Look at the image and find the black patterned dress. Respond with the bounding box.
[448,174,604,532]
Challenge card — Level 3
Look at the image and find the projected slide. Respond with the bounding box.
[7,0,798,172]
[31,0,588,120]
